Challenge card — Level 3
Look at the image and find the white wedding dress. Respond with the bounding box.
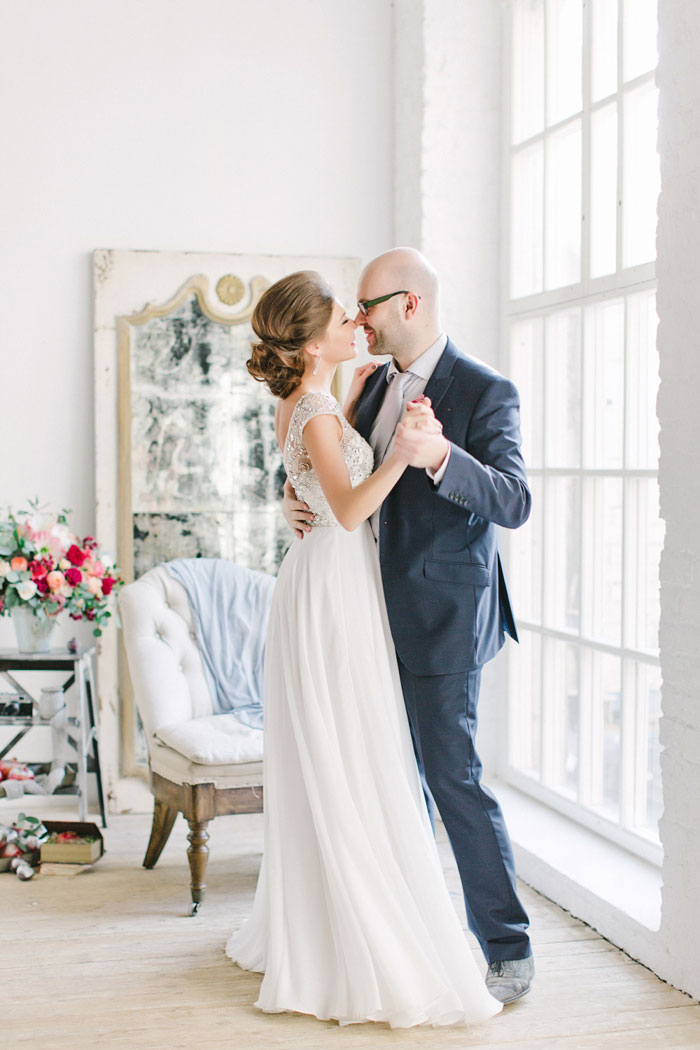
[226,392,501,1028]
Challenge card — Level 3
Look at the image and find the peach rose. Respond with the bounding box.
[46,570,65,592]
[10,556,28,572]
[87,576,103,597]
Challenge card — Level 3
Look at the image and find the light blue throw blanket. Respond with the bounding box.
[165,558,276,731]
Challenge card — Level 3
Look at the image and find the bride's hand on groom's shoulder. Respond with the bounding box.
[282,478,314,539]
[343,362,379,423]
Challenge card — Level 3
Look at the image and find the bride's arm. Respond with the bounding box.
[303,414,407,532]
[302,402,439,532]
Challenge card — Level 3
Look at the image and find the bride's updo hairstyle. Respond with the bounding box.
[247,270,335,398]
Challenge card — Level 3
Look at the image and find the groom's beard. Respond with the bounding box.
[365,325,400,359]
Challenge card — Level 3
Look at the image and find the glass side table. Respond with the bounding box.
[0,645,106,827]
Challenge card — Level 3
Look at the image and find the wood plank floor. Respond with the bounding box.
[2,799,698,1050]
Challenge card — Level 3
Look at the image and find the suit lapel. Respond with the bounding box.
[423,339,457,412]
[355,362,389,440]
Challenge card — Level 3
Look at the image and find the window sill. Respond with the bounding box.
[492,778,662,940]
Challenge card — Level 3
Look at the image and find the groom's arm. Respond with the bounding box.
[437,376,530,529]
[395,375,531,530]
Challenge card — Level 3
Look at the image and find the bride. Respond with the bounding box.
[226,270,501,1028]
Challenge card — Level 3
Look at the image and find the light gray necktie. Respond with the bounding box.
[371,370,414,465]
[369,370,414,542]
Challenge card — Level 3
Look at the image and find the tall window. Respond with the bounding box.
[505,0,662,860]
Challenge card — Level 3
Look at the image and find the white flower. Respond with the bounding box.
[0,560,10,578]
[100,551,116,569]
[16,580,38,601]
[58,558,70,570]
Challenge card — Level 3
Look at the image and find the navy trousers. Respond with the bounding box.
[398,659,532,964]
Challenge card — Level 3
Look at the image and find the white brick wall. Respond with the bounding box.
[657,0,700,997]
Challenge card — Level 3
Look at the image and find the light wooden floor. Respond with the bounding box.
[3,799,699,1050]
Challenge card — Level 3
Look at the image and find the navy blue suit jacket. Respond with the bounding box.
[354,338,530,676]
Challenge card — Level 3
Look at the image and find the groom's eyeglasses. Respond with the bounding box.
[357,290,420,317]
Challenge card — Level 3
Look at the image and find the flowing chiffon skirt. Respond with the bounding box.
[226,522,501,1028]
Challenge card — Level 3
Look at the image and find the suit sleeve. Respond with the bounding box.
[435,375,531,529]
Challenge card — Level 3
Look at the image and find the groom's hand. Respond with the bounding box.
[393,420,450,471]
[282,478,314,539]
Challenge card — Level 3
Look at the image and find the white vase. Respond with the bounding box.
[10,606,57,653]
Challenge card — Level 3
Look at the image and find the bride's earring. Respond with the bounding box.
[312,355,321,376]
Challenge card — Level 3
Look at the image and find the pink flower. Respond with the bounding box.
[46,570,65,593]
[36,578,50,594]
[66,545,87,567]
[64,568,82,586]
[101,576,115,596]
[10,556,28,572]
[83,536,98,551]
[87,576,103,596]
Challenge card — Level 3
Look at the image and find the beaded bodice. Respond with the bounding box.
[283,391,374,527]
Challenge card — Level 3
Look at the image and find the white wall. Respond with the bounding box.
[656,0,700,1000]
[0,0,393,651]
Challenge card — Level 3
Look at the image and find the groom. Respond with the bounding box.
[284,247,534,1003]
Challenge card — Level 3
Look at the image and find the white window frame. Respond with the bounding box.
[501,0,661,866]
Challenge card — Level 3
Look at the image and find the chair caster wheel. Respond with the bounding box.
[190,901,201,916]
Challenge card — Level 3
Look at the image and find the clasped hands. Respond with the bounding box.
[393,396,449,471]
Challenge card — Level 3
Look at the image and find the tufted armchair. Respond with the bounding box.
[118,564,264,914]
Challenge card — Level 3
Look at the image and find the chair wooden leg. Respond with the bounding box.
[186,818,210,913]
[143,798,179,869]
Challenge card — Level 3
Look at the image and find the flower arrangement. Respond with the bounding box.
[0,500,124,637]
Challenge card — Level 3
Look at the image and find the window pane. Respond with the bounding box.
[511,143,544,298]
[546,0,583,124]
[623,0,658,82]
[622,82,660,268]
[509,630,542,778]
[587,650,622,819]
[545,308,581,467]
[512,0,545,143]
[510,319,544,467]
[543,477,581,632]
[590,102,618,278]
[509,475,543,624]
[626,289,659,469]
[591,0,618,102]
[583,299,624,469]
[638,662,662,835]
[542,639,579,795]
[582,478,623,645]
[625,479,663,653]
[545,119,582,289]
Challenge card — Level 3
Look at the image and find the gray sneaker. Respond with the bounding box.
[485,956,535,1004]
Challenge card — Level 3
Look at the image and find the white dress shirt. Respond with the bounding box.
[368,332,451,540]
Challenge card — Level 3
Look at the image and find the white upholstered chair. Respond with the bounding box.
[118,564,264,914]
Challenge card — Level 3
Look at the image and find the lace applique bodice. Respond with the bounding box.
[283,391,374,527]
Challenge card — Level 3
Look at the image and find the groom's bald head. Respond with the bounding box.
[359,248,439,317]
[356,248,442,366]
